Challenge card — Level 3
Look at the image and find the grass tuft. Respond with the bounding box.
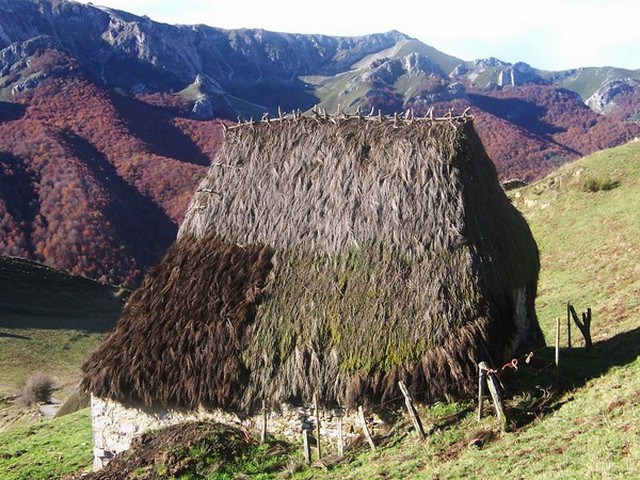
[581,175,620,192]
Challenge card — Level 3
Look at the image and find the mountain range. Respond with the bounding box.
[0,0,639,285]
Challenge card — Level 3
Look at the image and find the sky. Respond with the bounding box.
[76,0,640,71]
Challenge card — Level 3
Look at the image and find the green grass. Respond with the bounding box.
[0,408,93,480]
[442,357,640,479]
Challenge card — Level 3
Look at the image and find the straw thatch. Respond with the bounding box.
[82,114,544,412]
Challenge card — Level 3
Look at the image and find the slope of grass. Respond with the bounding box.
[510,139,640,340]
[0,408,93,480]
[0,257,124,394]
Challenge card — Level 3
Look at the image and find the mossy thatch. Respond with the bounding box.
[82,115,544,412]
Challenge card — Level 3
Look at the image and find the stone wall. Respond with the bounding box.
[91,396,381,470]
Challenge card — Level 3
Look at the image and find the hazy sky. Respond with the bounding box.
[76,0,639,71]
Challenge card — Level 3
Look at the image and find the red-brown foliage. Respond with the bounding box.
[466,85,639,180]
[0,72,223,286]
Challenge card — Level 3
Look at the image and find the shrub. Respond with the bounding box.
[20,373,55,405]
[581,176,620,192]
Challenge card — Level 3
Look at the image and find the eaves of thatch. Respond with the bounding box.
[82,113,544,413]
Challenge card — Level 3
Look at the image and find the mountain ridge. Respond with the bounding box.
[2,0,639,115]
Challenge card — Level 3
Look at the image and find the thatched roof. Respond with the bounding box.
[82,113,544,412]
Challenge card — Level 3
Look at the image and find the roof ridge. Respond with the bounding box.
[224,106,474,132]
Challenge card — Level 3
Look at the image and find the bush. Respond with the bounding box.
[581,176,620,192]
[20,373,55,405]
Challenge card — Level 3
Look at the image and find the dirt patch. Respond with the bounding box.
[436,429,497,462]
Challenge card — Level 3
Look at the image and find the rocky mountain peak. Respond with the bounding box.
[497,62,543,87]
[586,78,638,114]
[402,52,445,77]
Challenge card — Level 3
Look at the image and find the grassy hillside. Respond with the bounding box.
[513,139,640,338]
[0,256,124,395]
[0,141,639,479]
[0,409,92,480]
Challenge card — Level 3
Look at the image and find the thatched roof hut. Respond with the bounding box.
[82,113,543,413]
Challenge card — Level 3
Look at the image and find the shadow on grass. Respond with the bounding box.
[0,257,124,333]
[559,326,640,384]
[0,332,31,340]
[503,326,640,429]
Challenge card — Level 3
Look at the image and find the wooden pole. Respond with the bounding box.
[583,308,593,349]
[566,301,572,348]
[477,365,487,421]
[260,401,267,444]
[398,381,425,440]
[302,429,311,463]
[478,361,508,430]
[358,405,376,452]
[313,393,321,460]
[337,414,344,457]
[555,317,561,382]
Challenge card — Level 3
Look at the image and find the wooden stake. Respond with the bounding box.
[583,308,593,349]
[302,429,311,463]
[555,317,561,382]
[260,401,267,444]
[358,405,376,452]
[477,366,487,421]
[569,304,593,349]
[313,393,322,459]
[478,362,508,430]
[555,317,560,364]
[337,414,344,457]
[566,300,572,348]
[398,381,425,440]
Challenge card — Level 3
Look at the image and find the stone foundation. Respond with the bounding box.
[90,396,380,470]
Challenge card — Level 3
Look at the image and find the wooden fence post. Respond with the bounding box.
[478,361,508,430]
[566,300,572,348]
[398,381,425,440]
[555,317,561,382]
[337,414,344,457]
[302,429,311,463]
[260,400,267,444]
[477,365,487,421]
[358,405,376,452]
[583,308,593,349]
[313,393,322,460]
[569,304,593,349]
